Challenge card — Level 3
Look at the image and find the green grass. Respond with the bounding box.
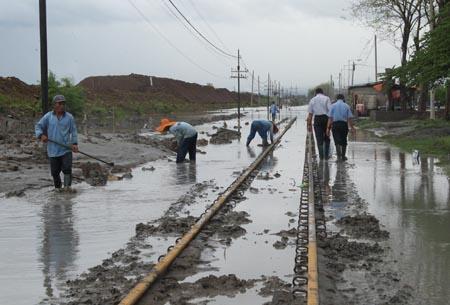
[355,118,382,129]
[385,134,450,176]
[0,94,40,115]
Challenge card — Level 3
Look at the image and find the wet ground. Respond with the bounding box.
[1,106,449,305]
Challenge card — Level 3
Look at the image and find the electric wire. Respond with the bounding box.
[157,0,230,66]
[186,0,232,54]
[165,0,237,59]
[127,0,224,79]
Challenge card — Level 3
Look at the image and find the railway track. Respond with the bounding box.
[118,117,325,305]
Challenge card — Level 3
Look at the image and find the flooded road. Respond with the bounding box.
[346,136,450,305]
[1,106,449,304]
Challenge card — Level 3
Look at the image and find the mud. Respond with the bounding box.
[57,180,216,305]
[317,161,416,305]
[79,162,109,186]
[209,128,241,144]
[336,213,390,239]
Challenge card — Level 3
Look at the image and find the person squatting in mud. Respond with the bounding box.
[307,87,332,160]
[156,118,198,163]
[326,94,356,161]
[35,95,79,190]
[246,119,279,147]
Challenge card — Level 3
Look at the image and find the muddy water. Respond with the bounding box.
[2,105,449,305]
[0,107,296,305]
[346,136,450,305]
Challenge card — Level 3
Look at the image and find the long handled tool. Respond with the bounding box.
[47,139,115,167]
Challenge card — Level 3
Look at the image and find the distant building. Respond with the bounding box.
[348,81,386,116]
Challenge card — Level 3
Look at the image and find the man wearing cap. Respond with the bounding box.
[246,119,279,147]
[35,95,78,190]
[156,118,197,163]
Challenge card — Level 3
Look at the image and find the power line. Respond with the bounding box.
[127,0,223,79]
[186,0,231,53]
[165,0,237,59]
[157,0,230,66]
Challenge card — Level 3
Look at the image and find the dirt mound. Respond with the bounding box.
[79,162,109,186]
[0,77,39,98]
[336,213,390,239]
[209,128,241,144]
[78,74,251,108]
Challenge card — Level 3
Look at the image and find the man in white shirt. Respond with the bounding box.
[306,88,332,160]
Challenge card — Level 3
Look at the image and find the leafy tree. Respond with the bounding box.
[352,0,426,66]
[48,71,85,116]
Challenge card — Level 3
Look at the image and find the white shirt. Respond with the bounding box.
[307,93,331,116]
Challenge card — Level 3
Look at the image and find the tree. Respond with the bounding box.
[48,72,85,116]
[352,0,425,66]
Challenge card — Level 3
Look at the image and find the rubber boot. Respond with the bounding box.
[262,139,269,146]
[324,142,330,160]
[64,174,72,187]
[335,145,342,161]
[318,144,324,160]
[342,145,347,161]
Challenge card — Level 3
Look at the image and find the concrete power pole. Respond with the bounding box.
[429,0,436,119]
[39,0,49,114]
[231,49,248,129]
[257,75,260,106]
[267,73,270,120]
[250,70,254,107]
[374,35,378,82]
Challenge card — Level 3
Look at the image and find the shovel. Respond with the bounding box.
[47,139,115,167]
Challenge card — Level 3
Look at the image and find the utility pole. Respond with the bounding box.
[250,70,254,107]
[257,75,260,106]
[231,49,248,129]
[39,0,49,114]
[338,72,342,93]
[374,35,378,82]
[330,74,334,97]
[351,61,356,86]
[267,73,270,120]
[429,1,435,119]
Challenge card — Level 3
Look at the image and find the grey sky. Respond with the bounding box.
[0,0,401,92]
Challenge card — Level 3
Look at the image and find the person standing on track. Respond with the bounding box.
[35,95,78,190]
[156,118,198,163]
[306,88,332,160]
[246,119,279,147]
[326,94,355,161]
[270,101,279,122]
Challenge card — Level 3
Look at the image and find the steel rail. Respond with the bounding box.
[118,117,297,305]
[307,131,319,305]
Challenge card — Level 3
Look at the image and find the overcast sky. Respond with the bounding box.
[0,0,402,92]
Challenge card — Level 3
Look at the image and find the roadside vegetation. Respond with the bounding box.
[356,118,450,174]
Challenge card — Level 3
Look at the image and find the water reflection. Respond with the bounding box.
[246,146,256,158]
[175,163,197,185]
[260,151,278,171]
[39,194,79,300]
[349,134,450,304]
[329,162,349,220]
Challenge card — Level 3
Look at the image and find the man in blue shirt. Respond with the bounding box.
[246,119,279,146]
[326,94,355,161]
[156,118,197,163]
[35,95,79,189]
[270,101,279,122]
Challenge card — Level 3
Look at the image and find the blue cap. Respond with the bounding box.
[52,95,66,103]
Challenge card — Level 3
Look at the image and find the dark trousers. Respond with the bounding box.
[313,115,330,159]
[332,121,349,160]
[247,121,269,145]
[331,121,349,146]
[177,133,197,163]
[49,152,72,188]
